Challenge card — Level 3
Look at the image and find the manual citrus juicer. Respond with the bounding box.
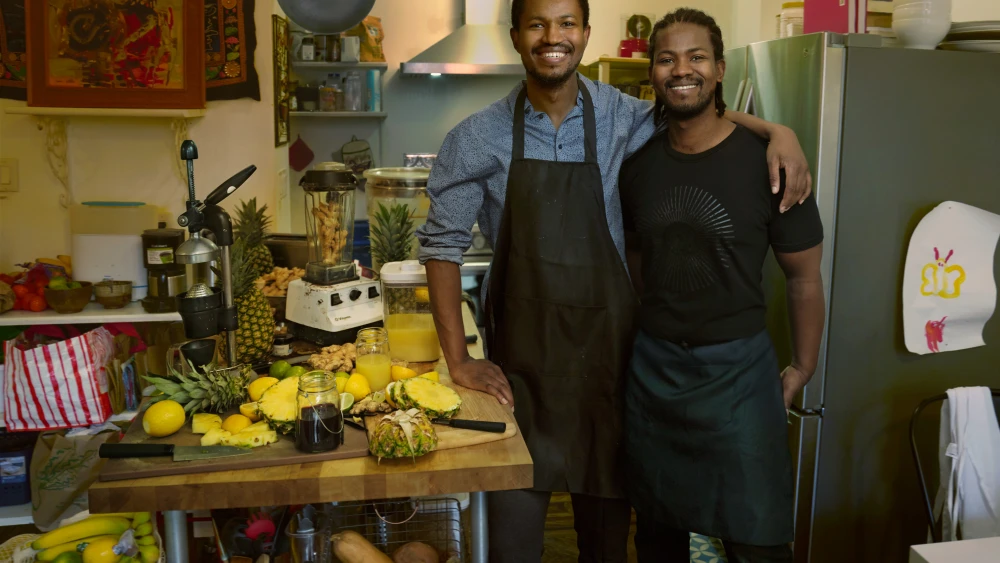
[172,139,257,368]
[285,168,383,346]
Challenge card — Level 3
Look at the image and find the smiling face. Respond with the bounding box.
[650,22,725,120]
[511,0,590,88]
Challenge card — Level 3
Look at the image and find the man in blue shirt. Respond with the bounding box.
[416,0,813,561]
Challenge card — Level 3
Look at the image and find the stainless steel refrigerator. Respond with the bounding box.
[723,33,1000,563]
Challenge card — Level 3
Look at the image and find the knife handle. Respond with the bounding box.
[99,443,175,458]
[449,419,506,433]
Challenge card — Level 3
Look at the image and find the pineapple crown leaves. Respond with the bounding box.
[233,198,272,246]
[370,202,416,268]
[211,237,257,298]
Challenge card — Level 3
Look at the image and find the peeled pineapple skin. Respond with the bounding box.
[397,378,462,419]
[369,409,438,460]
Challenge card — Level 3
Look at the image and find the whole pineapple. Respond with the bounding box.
[234,198,275,278]
[219,237,275,366]
[145,361,251,415]
[370,202,415,275]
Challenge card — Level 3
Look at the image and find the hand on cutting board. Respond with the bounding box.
[451,356,513,407]
[780,365,810,410]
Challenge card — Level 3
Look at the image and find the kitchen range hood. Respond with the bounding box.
[400,0,525,76]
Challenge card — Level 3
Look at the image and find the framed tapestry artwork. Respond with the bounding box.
[26,0,206,109]
[272,14,289,147]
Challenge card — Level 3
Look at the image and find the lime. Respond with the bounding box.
[340,393,355,411]
[269,360,291,379]
[285,365,308,379]
[52,552,83,563]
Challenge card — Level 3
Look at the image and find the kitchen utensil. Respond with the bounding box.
[277,0,375,34]
[285,509,331,563]
[289,136,315,172]
[432,418,506,433]
[380,261,441,363]
[44,282,94,314]
[285,168,382,346]
[98,443,252,462]
[179,338,217,368]
[94,280,133,309]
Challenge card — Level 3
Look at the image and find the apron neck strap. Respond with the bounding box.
[512,76,599,164]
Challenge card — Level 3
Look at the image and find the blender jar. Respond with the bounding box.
[301,169,357,284]
[380,261,441,363]
[362,167,430,274]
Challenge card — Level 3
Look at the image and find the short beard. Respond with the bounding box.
[660,87,715,120]
[527,62,580,88]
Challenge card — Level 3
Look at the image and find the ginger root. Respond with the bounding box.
[308,342,357,372]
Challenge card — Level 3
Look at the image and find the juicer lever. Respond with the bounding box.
[206,165,258,206]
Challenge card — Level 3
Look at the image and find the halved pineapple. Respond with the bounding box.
[201,428,232,446]
[192,413,223,435]
[398,378,462,419]
[224,429,279,448]
[257,376,299,434]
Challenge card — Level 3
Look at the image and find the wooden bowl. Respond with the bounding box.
[94,280,133,309]
[44,282,94,314]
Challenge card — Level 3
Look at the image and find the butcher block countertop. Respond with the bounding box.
[88,305,533,513]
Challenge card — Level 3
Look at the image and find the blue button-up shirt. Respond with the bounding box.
[416,75,656,275]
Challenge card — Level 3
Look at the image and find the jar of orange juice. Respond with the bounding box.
[379,261,441,363]
[355,327,391,391]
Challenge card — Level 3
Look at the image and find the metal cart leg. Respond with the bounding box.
[163,510,189,563]
[470,492,488,563]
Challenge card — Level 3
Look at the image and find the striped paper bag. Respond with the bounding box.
[3,327,115,431]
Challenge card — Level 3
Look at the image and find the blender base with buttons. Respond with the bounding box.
[285,168,384,346]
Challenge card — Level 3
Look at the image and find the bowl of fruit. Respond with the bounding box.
[44,278,93,314]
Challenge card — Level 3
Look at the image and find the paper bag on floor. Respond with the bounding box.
[30,427,119,530]
[903,201,1000,355]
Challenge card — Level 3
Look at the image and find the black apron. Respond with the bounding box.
[624,328,795,546]
[485,79,637,499]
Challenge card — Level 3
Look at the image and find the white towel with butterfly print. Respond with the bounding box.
[933,386,1000,541]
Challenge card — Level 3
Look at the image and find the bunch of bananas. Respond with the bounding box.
[32,512,159,563]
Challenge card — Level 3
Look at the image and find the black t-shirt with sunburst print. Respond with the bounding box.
[619,124,823,345]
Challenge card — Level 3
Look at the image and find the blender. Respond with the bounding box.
[285,168,383,346]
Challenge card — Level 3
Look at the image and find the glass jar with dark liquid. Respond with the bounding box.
[295,371,344,453]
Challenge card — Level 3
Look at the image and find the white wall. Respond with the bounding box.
[286,0,732,233]
[0,2,285,272]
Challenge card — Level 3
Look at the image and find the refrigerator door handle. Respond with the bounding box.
[788,404,825,418]
[740,80,755,115]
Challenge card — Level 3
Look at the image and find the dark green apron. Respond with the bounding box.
[485,79,637,498]
[625,328,794,545]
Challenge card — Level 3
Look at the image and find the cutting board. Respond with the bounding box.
[99,401,370,482]
[362,364,518,451]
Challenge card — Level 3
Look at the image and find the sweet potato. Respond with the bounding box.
[391,542,439,563]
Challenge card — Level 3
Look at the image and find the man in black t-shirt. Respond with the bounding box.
[618,9,825,563]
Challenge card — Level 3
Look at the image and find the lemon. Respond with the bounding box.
[81,535,121,563]
[419,371,440,382]
[344,373,371,402]
[239,402,261,422]
[248,377,279,402]
[142,400,185,438]
[335,376,348,394]
[391,365,418,381]
[414,287,430,303]
[222,414,253,434]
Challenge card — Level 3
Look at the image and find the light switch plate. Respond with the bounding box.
[0,158,19,192]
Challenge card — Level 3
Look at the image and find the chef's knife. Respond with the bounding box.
[99,443,252,462]
[432,418,506,433]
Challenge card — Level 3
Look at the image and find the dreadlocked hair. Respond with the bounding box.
[511,0,590,29]
[647,8,727,127]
